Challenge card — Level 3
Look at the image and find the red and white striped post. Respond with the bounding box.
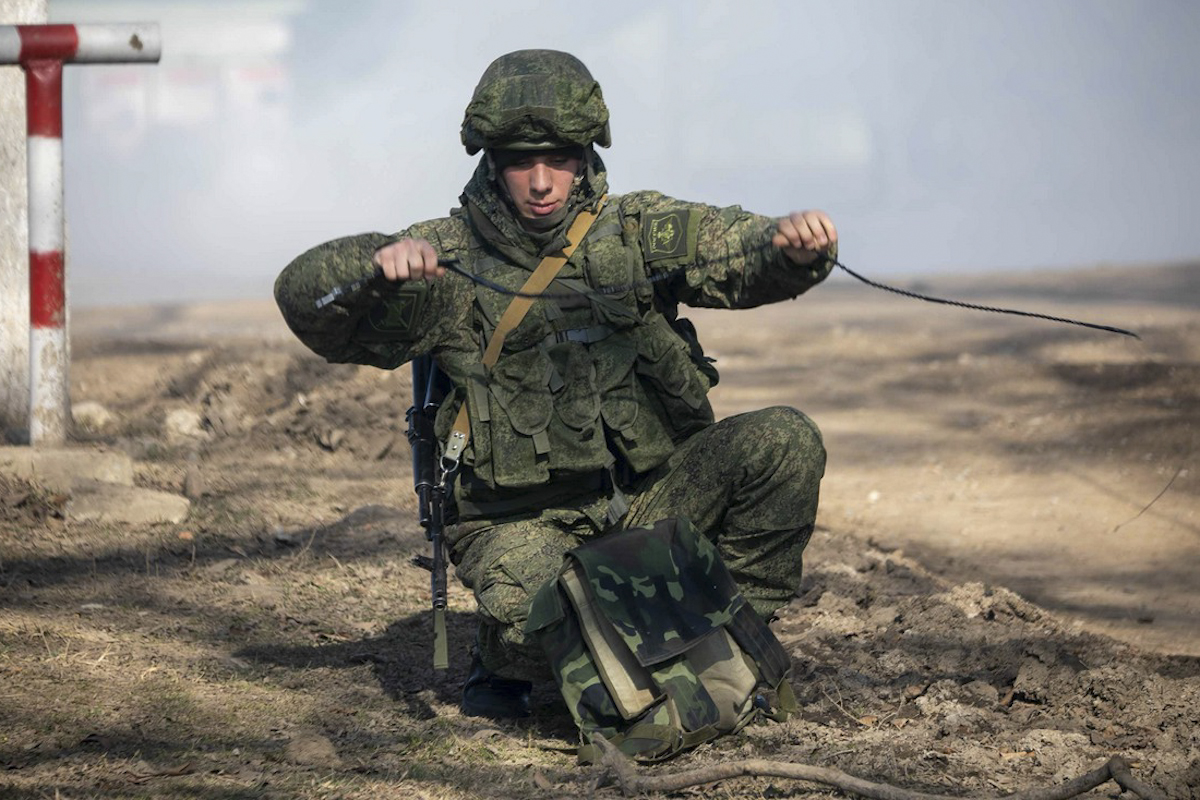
[0,23,160,445]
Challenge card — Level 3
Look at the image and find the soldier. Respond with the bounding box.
[275,50,837,721]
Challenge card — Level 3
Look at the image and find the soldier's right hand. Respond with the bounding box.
[373,238,446,282]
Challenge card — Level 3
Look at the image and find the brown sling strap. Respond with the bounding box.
[440,198,606,474]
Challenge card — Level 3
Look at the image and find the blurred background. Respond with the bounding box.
[50,0,1200,306]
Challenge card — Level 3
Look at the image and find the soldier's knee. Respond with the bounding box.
[750,406,825,464]
[477,580,535,629]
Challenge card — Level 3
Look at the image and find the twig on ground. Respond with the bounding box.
[1113,464,1185,533]
[592,737,1167,800]
[821,682,869,727]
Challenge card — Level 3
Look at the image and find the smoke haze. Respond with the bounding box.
[49,0,1200,306]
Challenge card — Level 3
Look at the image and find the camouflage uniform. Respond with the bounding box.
[275,50,833,682]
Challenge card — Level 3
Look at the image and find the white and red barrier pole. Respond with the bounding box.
[1,23,160,445]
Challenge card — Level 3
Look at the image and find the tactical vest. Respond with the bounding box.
[433,202,717,510]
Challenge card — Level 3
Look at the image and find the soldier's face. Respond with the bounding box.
[496,148,583,221]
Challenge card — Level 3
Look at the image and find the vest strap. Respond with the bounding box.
[541,323,615,348]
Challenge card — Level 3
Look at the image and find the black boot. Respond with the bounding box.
[460,655,532,719]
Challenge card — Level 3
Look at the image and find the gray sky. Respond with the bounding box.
[49,0,1200,306]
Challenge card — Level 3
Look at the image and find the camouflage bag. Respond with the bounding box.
[526,517,797,763]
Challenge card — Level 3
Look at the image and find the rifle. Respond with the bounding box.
[407,354,453,670]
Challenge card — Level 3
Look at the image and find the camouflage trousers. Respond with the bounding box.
[447,406,826,681]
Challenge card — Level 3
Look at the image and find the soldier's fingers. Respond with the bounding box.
[416,241,442,281]
[775,216,804,250]
[394,244,418,281]
[806,211,836,246]
[817,212,837,244]
[794,212,828,249]
[373,245,404,282]
[789,213,820,249]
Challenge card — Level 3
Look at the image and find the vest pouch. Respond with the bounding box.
[487,349,553,488]
[584,238,633,306]
[542,342,615,475]
[634,323,714,438]
[596,334,679,474]
[526,517,796,764]
[593,337,639,436]
[547,343,601,432]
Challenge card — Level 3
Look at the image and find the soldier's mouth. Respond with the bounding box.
[529,201,559,216]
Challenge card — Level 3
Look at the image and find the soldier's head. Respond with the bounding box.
[462,50,610,225]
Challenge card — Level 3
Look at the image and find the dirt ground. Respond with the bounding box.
[1,262,1196,798]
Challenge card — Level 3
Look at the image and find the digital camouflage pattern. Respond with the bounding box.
[447,406,824,680]
[461,49,611,155]
[273,49,834,689]
[275,175,833,515]
[526,517,795,762]
[274,185,833,374]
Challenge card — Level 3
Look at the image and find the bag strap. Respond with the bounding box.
[441,199,606,473]
[766,678,798,722]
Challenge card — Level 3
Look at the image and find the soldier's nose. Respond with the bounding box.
[529,164,552,193]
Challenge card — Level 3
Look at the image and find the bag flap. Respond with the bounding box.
[569,517,744,667]
[560,564,660,719]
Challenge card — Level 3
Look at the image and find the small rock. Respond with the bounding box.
[204,396,246,438]
[67,482,190,525]
[72,401,114,433]
[285,729,342,769]
[273,527,298,546]
[317,428,346,452]
[868,604,900,628]
[164,409,209,444]
[1013,658,1052,703]
[184,465,205,500]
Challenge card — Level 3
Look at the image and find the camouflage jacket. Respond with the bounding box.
[275,188,833,515]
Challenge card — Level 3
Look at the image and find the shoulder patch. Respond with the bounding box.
[363,281,428,337]
[641,210,696,262]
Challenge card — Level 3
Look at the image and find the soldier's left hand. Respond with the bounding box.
[773,210,837,265]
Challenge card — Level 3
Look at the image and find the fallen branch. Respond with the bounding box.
[592,737,1167,800]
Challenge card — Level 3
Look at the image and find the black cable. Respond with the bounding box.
[440,258,679,300]
[317,252,1140,340]
[829,258,1141,340]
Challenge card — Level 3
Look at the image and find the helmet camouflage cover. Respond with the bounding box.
[461,49,611,155]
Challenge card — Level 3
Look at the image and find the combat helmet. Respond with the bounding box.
[461,50,611,155]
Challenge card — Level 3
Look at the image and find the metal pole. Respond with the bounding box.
[0,23,160,446]
[25,55,65,444]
